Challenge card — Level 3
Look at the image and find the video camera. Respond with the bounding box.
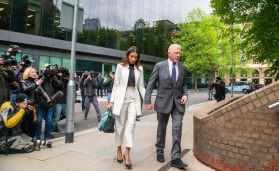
[44,64,58,78]
[0,55,17,66]
[56,66,69,77]
[0,45,21,66]
[21,54,34,68]
[89,71,94,78]
[82,72,88,79]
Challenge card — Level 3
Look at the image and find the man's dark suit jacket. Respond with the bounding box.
[144,60,188,114]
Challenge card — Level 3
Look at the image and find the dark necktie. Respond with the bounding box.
[171,63,176,86]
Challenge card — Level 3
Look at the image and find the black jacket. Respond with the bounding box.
[0,68,18,105]
[20,78,49,103]
[38,75,63,107]
[103,77,114,93]
[83,78,97,96]
[214,81,226,98]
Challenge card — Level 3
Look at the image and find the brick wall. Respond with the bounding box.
[193,81,279,171]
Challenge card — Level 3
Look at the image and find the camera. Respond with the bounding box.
[89,71,94,78]
[57,66,69,77]
[7,45,21,56]
[1,45,21,66]
[44,64,59,78]
[26,100,35,106]
[21,54,34,68]
[0,54,17,66]
[82,72,88,79]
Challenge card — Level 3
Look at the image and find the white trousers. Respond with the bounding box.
[115,87,137,147]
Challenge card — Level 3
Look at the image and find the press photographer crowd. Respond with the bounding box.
[0,45,113,155]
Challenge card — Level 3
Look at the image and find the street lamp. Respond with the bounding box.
[230,24,234,97]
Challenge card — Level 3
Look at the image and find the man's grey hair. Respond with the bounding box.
[168,44,181,52]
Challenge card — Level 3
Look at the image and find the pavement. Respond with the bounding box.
[0,101,215,171]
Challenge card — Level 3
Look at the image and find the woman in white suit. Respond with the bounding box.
[108,46,145,169]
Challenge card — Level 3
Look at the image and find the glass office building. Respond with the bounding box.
[0,0,211,80]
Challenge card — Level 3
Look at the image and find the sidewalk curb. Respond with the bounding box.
[52,101,211,143]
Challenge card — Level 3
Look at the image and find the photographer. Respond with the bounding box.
[103,71,115,104]
[12,52,33,101]
[80,72,88,114]
[213,77,226,102]
[96,73,104,98]
[35,64,63,140]
[51,66,70,132]
[83,71,101,121]
[0,93,38,154]
[0,55,18,107]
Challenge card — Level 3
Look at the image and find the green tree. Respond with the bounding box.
[173,8,240,90]
[211,0,279,76]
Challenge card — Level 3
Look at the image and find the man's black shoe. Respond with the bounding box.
[136,118,140,121]
[157,155,165,163]
[171,159,188,168]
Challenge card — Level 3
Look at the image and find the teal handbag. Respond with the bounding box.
[98,110,114,132]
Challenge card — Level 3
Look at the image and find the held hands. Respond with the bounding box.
[107,102,114,110]
[144,104,154,110]
[181,95,188,104]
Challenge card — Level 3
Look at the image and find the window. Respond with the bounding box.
[253,60,259,64]
[0,0,11,30]
[39,56,50,71]
[50,56,62,66]
[62,58,70,69]
[10,0,28,33]
[252,70,259,77]
[26,1,42,35]
[264,70,272,77]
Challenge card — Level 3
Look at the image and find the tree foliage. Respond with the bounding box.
[173,8,243,90]
[211,0,279,76]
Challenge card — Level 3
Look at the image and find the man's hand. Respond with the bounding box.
[144,104,154,110]
[0,58,11,70]
[19,102,27,110]
[181,95,188,104]
[87,75,92,80]
[27,105,35,111]
[0,58,4,65]
[107,102,114,110]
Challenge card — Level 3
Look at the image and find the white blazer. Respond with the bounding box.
[110,63,146,116]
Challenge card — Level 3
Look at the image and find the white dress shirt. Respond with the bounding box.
[168,58,178,81]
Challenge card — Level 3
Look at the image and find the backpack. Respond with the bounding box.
[0,104,14,138]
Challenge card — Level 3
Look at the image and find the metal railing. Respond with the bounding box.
[268,101,279,109]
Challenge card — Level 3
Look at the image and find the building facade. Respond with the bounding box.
[0,0,211,81]
[223,59,277,86]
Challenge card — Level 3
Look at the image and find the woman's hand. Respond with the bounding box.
[36,78,43,85]
[47,98,51,103]
[107,102,114,110]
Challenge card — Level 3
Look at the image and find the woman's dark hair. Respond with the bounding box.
[121,46,141,71]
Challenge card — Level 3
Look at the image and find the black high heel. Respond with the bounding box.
[117,158,123,163]
[123,154,132,169]
[117,152,123,163]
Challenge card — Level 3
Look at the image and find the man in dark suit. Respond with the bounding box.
[144,44,188,169]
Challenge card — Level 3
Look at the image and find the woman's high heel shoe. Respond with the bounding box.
[117,151,123,163]
[123,154,132,169]
[117,158,123,163]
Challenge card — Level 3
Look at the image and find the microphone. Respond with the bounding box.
[50,91,63,103]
